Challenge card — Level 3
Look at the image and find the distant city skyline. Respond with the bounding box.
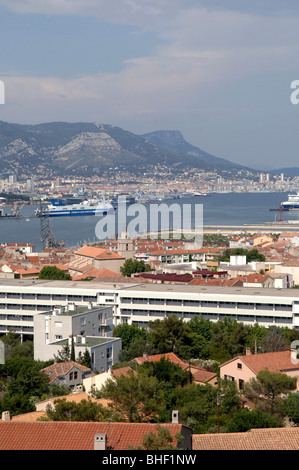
[1,0,299,170]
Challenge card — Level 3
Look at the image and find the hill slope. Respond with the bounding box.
[0,120,253,177]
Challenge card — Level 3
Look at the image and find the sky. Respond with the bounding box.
[1,0,299,170]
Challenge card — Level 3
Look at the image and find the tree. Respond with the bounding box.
[244,369,297,419]
[39,266,71,280]
[54,344,71,362]
[218,248,265,263]
[148,315,194,359]
[174,383,218,434]
[118,337,157,362]
[226,408,281,433]
[113,323,148,350]
[101,369,164,422]
[129,424,183,450]
[260,326,288,353]
[283,392,299,425]
[77,349,92,368]
[120,258,151,277]
[41,397,111,422]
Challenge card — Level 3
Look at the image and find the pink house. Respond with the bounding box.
[219,350,299,391]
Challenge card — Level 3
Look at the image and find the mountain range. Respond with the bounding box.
[0,120,255,178]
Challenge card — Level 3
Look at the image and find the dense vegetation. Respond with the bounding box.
[1,317,299,433]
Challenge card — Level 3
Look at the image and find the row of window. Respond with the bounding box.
[121,298,293,311]
[120,309,293,323]
[0,293,97,301]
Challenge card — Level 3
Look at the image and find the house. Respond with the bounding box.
[41,361,95,390]
[241,273,274,288]
[68,245,126,276]
[219,350,299,391]
[193,427,299,450]
[83,366,137,394]
[180,364,218,387]
[274,259,299,285]
[0,412,192,450]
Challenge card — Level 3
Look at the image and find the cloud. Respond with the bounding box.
[3,7,299,119]
[0,0,192,25]
[2,3,299,168]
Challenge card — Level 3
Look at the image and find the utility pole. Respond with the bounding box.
[217,392,225,433]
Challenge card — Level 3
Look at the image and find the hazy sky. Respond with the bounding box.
[1,0,299,170]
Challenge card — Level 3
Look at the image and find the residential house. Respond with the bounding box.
[219,349,299,391]
[83,366,137,394]
[241,274,274,288]
[68,245,125,276]
[41,360,95,390]
[274,259,299,285]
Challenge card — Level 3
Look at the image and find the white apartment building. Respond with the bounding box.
[1,280,299,341]
[0,279,138,340]
[116,283,299,330]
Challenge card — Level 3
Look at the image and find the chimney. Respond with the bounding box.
[94,433,107,450]
[172,410,179,424]
[246,347,252,355]
[2,411,10,422]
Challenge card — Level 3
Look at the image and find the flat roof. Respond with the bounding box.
[52,336,120,347]
[0,278,299,300]
[0,279,141,290]
[119,283,299,299]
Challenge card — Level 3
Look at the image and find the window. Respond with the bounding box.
[239,379,244,390]
[237,363,242,369]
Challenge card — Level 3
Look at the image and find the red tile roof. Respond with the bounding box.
[221,350,299,374]
[41,361,92,383]
[132,352,185,365]
[76,246,124,260]
[0,422,190,450]
[193,427,299,450]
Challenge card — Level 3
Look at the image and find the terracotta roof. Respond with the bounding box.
[11,411,45,422]
[72,268,122,280]
[111,366,137,379]
[132,352,185,365]
[41,361,93,383]
[193,427,299,450]
[221,350,299,374]
[242,274,271,283]
[188,367,217,384]
[76,245,124,260]
[0,422,189,450]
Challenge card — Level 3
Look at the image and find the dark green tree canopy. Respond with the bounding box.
[38,265,71,280]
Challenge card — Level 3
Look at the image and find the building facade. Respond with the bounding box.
[2,280,299,342]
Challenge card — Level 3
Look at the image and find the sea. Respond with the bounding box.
[0,192,297,251]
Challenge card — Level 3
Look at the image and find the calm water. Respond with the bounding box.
[0,192,295,250]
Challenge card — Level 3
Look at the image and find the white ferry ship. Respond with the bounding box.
[35,198,116,217]
[281,191,299,210]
